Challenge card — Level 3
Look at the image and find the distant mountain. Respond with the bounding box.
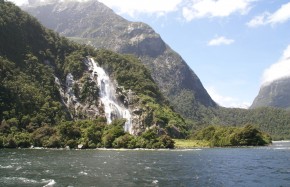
[23,0,217,119]
[251,77,290,109]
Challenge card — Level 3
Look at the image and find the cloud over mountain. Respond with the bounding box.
[98,0,254,21]
[182,0,252,21]
[98,0,182,17]
[11,0,90,6]
[14,0,255,21]
[206,86,250,108]
[262,45,290,86]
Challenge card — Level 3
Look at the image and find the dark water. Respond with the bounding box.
[0,141,290,187]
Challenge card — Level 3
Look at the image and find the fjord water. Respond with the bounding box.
[0,142,289,187]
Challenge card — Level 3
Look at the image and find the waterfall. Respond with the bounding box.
[89,58,133,134]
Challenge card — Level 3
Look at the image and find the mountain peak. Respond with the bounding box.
[23,0,217,119]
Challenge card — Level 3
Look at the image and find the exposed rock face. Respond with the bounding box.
[115,86,148,135]
[55,73,99,119]
[54,60,100,120]
[53,56,173,135]
[251,77,290,109]
[52,57,138,135]
[23,0,217,119]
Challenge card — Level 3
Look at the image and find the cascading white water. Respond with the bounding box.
[89,58,133,134]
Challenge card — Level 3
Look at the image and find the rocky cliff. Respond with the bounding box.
[251,77,290,109]
[23,0,217,119]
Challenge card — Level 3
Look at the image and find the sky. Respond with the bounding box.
[11,0,290,108]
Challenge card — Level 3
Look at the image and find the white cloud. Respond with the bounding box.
[246,12,269,27]
[98,0,182,17]
[9,0,28,6]
[10,0,91,6]
[182,0,252,21]
[268,2,290,24]
[247,2,290,27]
[207,36,234,46]
[14,0,256,21]
[262,45,290,86]
[206,86,250,108]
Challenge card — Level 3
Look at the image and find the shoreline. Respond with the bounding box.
[0,141,286,151]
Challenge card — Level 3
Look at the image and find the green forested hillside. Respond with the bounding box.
[23,0,217,121]
[0,1,185,148]
[187,106,290,140]
[0,0,88,125]
[192,125,272,147]
[21,0,290,142]
[1,1,289,150]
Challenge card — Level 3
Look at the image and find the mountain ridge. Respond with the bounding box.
[23,0,217,119]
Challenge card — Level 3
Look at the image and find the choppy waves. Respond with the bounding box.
[0,177,55,186]
[1,143,290,186]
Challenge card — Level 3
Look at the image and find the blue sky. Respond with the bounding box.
[12,0,290,108]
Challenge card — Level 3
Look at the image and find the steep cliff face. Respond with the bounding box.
[23,0,217,119]
[251,77,290,109]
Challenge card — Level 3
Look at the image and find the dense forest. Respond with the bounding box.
[185,106,290,140]
[192,124,272,147]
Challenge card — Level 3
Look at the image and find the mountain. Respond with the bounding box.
[22,0,217,119]
[6,0,289,144]
[0,1,186,148]
[251,77,290,109]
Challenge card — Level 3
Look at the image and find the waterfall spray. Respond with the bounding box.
[89,58,133,134]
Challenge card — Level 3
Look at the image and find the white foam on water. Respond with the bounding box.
[273,147,290,150]
[1,177,38,184]
[175,148,203,151]
[42,179,56,187]
[152,180,159,184]
[1,177,56,186]
[79,171,88,176]
[0,165,13,169]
